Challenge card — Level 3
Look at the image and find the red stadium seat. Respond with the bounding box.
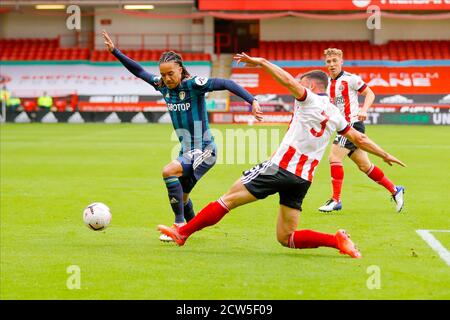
[5,37,446,63]
[55,100,67,112]
[23,100,37,112]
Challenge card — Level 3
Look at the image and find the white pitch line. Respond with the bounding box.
[416,229,450,267]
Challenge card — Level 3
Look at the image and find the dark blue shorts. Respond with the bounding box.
[177,145,217,193]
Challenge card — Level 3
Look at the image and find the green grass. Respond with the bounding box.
[1,123,449,299]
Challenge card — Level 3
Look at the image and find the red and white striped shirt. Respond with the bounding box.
[327,71,367,124]
[271,89,350,182]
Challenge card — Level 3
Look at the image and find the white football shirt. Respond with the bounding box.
[327,71,367,123]
[271,89,350,182]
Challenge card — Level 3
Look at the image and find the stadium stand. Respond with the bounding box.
[249,40,450,61]
[2,37,447,62]
[0,38,211,62]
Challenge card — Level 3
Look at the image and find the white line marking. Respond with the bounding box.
[416,229,450,267]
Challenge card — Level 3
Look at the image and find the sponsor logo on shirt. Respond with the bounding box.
[167,102,191,111]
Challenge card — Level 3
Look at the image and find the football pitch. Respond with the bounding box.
[1,123,449,300]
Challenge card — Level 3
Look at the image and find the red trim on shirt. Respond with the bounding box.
[341,80,351,123]
[338,125,351,135]
[296,89,308,102]
[330,80,336,105]
[295,154,309,176]
[279,146,296,170]
[357,84,367,93]
[308,159,320,181]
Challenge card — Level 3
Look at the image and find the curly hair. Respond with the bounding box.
[157,51,191,88]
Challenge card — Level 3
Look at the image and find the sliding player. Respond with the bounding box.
[158,53,405,258]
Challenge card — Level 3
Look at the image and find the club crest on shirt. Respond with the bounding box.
[338,84,345,91]
[165,92,170,99]
[179,91,185,100]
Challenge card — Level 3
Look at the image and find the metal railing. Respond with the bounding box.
[58,31,215,52]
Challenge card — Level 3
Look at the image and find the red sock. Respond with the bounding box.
[288,229,338,249]
[179,198,230,237]
[366,164,396,194]
[330,162,344,201]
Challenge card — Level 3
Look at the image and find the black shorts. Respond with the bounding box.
[333,121,365,156]
[241,161,311,210]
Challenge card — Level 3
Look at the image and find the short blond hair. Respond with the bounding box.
[324,48,343,58]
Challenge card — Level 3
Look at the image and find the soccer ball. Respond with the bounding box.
[83,202,112,231]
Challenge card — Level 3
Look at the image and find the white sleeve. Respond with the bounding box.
[350,74,366,92]
[296,88,315,105]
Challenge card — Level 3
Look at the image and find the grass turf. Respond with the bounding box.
[1,123,449,299]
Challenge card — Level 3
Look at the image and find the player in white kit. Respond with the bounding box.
[158,53,405,259]
[319,48,405,213]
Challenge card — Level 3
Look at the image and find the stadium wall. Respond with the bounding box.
[0,6,208,51]
[93,7,200,50]
[0,8,94,41]
[374,18,450,44]
[2,10,449,48]
[260,17,372,41]
[258,17,450,43]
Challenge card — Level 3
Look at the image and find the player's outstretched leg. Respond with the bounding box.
[278,205,361,258]
[286,229,361,258]
[158,198,230,246]
[158,177,258,246]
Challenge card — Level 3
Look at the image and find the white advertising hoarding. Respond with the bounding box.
[0,62,211,96]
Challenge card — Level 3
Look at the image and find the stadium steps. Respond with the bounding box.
[208,54,233,106]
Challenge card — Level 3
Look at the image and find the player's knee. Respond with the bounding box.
[221,193,237,210]
[328,154,341,164]
[358,162,372,173]
[162,165,176,178]
[277,233,290,247]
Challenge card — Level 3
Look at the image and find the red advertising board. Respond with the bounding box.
[198,0,450,11]
[231,66,450,95]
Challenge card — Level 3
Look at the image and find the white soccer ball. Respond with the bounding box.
[83,202,112,231]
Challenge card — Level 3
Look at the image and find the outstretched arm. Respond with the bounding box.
[101,30,154,81]
[233,52,305,100]
[210,78,263,121]
[343,127,406,167]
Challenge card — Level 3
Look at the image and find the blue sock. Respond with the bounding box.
[183,199,195,222]
[163,176,184,223]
